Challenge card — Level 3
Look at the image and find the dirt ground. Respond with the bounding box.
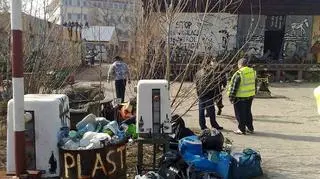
[1,82,320,179]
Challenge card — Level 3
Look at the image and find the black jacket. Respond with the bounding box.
[195,67,225,98]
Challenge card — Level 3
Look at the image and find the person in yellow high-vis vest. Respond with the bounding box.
[228,58,257,135]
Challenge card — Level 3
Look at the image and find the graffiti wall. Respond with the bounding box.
[283,16,312,60]
[168,13,238,56]
[237,15,266,59]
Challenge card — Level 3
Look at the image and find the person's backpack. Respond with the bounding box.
[199,129,224,151]
[230,148,263,179]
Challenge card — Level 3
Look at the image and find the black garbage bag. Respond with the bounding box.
[158,151,188,179]
[170,115,195,150]
[199,129,224,151]
[135,172,163,179]
[171,114,195,140]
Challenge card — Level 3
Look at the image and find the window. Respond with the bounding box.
[83,14,87,20]
[77,0,80,6]
[67,13,72,20]
[83,1,86,7]
[77,13,81,20]
[72,14,77,20]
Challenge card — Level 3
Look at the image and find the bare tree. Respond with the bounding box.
[123,0,262,118]
[0,0,82,98]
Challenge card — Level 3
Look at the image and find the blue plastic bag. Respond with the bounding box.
[208,151,232,179]
[179,136,218,173]
[179,135,203,156]
[230,148,263,179]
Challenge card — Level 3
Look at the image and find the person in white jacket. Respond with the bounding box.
[107,56,131,103]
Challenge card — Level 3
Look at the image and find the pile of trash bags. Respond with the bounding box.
[57,113,137,150]
[136,115,263,179]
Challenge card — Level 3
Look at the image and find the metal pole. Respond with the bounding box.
[10,0,25,176]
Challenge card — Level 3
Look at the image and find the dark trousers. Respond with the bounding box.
[199,95,220,130]
[233,98,254,133]
[115,79,126,103]
[216,93,224,109]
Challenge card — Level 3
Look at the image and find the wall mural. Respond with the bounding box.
[283,16,312,61]
[265,16,285,31]
[237,15,266,59]
[168,13,238,57]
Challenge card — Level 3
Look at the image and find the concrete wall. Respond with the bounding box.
[237,15,266,59]
[283,15,313,60]
[169,13,238,56]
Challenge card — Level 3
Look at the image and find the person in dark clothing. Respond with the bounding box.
[195,60,223,130]
[227,58,257,135]
[214,64,227,115]
[107,56,131,103]
[88,49,96,66]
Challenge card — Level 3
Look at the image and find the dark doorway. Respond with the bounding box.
[264,30,285,60]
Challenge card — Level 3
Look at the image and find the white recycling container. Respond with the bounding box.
[6,94,70,177]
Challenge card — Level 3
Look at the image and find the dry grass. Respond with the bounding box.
[0,133,6,171]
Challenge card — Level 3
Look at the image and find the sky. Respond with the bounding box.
[1,0,49,18]
[23,0,48,18]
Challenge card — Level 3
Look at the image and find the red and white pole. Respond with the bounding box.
[10,0,25,176]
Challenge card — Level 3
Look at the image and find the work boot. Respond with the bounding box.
[246,129,254,134]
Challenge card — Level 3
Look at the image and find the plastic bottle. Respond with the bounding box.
[127,124,137,139]
[103,121,119,135]
[95,123,103,133]
[103,128,115,136]
[57,127,70,146]
[96,117,110,127]
[68,130,78,141]
[117,129,126,141]
[76,114,97,130]
[80,132,98,147]
[63,139,80,150]
[77,123,96,137]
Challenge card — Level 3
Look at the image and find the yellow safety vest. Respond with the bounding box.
[228,67,256,97]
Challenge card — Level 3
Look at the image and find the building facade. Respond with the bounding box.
[48,0,142,57]
[47,0,91,25]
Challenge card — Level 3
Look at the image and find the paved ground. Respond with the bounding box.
[1,81,320,178]
[181,83,320,179]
